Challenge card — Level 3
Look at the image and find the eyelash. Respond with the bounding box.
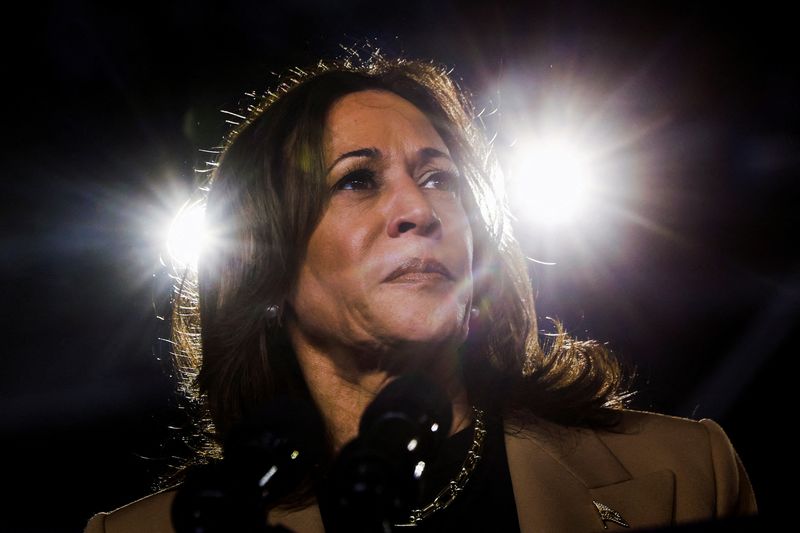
[333,168,376,191]
[332,167,460,193]
[421,170,460,192]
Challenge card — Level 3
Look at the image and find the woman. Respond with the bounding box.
[86,50,757,532]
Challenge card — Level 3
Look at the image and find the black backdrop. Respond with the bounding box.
[2,1,795,531]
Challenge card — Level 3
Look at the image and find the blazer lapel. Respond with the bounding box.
[588,470,675,529]
[505,418,675,532]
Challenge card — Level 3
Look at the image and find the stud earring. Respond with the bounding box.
[470,306,480,320]
[265,304,281,320]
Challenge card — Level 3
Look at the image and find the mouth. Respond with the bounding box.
[384,258,454,283]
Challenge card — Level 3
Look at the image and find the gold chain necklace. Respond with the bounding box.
[394,407,487,527]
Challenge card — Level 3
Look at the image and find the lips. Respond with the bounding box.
[384,258,454,283]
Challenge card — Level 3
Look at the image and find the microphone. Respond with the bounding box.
[171,397,324,533]
[327,373,453,532]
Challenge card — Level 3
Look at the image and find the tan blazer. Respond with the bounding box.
[84,409,757,532]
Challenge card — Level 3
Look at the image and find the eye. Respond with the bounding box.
[333,168,376,191]
[420,170,460,193]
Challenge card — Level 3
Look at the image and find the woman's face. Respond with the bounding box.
[288,89,474,362]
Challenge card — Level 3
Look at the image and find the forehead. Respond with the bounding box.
[323,90,450,161]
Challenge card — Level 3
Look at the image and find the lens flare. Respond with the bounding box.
[509,137,593,226]
[166,201,206,269]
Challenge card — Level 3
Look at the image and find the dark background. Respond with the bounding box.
[2,1,795,531]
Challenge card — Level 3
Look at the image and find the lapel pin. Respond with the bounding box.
[592,500,630,529]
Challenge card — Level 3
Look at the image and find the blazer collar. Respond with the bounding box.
[504,417,675,532]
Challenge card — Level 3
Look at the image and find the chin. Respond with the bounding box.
[380,305,469,348]
[365,286,471,351]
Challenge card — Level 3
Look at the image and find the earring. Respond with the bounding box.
[265,304,281,320]
[470,306,480,320]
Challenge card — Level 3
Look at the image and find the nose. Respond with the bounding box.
[386,179,442,239]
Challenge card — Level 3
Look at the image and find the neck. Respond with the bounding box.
[289,330,472,452]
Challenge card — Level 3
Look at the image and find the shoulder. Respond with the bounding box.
[597,409,716,455]
[609,408,743,458]
[505,408,757,518]
[506,407,711,442]
[607,409,757,514]
[505,408,716,465]
[603,409,757,517]
[84,488,177,533]
[593,409,743,476]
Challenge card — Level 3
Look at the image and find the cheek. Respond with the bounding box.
[448,205,474,276]
[455,212,475,306]
[462,234,475,303]
[292,213,371,309]
[463,220,474,268]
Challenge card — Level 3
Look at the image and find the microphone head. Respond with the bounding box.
[223,396,325,506]
[173,397,325,532]
[359,372,453,454]
[327,373,454,528]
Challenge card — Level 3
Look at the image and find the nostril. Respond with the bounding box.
[398,221,416,233]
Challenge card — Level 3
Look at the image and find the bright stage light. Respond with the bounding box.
[508,137,594,227]
[166,200,206,269]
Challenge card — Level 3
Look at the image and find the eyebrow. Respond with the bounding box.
[326,146,454,175]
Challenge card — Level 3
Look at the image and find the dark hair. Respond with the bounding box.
[170,49,634,479]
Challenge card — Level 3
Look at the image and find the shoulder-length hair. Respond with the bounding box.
[171,50,634,464]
